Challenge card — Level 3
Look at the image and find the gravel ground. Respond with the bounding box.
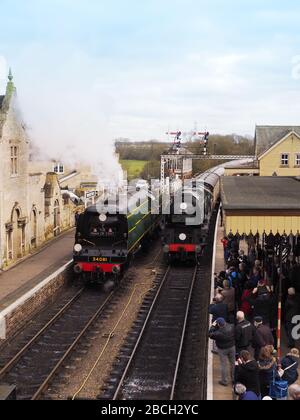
[47,242,162,400]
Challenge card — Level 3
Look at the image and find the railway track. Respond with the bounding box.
[0,287,115,400]
[173,210,218,400]
[113,265,198,400]
[101,208,218,401]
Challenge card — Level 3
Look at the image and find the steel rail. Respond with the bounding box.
[112,264,197,401]
[112,266,171,400]
[170,266,198,400]
[31,290,115,400]
[0,287,85,381]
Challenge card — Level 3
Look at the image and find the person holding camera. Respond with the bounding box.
[209,318,236,387]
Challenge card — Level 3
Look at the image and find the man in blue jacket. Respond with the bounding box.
[235,383,260,401]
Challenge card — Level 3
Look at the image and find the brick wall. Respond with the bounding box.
[0,264,73,341]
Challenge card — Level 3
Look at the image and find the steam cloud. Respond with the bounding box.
[1,48,123,187]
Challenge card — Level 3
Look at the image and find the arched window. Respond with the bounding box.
[30,208,37,248]
[11,207,24,259]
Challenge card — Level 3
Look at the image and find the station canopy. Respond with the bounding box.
[221,177,300,236]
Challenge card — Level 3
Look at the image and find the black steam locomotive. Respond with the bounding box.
[162,165,224,263]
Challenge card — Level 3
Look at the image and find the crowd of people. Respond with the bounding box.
[208,234,300,401]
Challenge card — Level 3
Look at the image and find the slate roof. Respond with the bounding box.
[225,161,259,170]
[255,126,300,156]
[221,177,300,210]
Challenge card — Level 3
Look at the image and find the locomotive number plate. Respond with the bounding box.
[92,257,108,263]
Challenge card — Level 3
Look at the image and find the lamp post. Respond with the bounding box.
[276,233,289,363]
[277,238,283,363]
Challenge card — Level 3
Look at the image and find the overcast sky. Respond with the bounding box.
[1,0,300,140]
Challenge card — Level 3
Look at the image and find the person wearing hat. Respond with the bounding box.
[253,316,274,360]
[284,287,300,349]
[209,318,236,386]
[280,348,299,386]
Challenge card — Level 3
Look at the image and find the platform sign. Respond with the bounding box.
[85,191,97,207]
[85,191,97,199]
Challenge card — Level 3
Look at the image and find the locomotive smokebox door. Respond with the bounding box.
[0,384,17,400]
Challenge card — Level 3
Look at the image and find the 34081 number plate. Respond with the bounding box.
[91,257,108,263]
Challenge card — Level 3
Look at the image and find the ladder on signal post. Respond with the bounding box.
[166,130,210,155]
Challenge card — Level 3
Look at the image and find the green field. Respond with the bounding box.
[120,160,147,180]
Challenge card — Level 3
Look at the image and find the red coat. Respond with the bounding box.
[240,289,253,317]
[221,239,228,249]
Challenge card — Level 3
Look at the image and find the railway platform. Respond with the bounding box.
[0,229,74,340]
[209,220,300,400]
[0,229,74,310]
[208,222,233,400]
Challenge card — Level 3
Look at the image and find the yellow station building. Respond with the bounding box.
[225,125,300,178]
[221,177,300,236]
[222,126,300,237]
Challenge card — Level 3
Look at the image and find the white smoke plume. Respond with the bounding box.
[0,56,7,86]
[2,46,123,186]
